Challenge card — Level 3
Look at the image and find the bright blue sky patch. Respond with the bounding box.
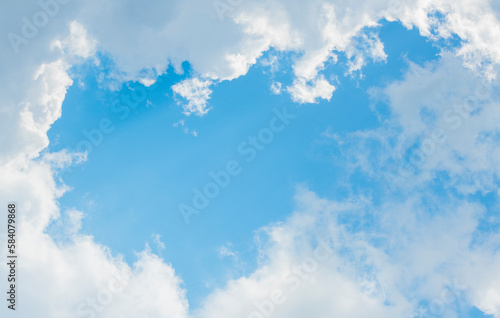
[45,20,488,309]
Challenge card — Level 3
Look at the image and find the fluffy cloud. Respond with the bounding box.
[172,78,213,116]
[329,52,500,194]
[195,186,500,317]
[6,0,500,113]
[383,53,500,191]
[2,155,497,317]
[0,56,72,164]
[0,154,189,318]
[287,75,336,104]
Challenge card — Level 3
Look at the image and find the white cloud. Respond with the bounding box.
[382,53,500,193]
[172,78,213,116]
[197,189,405,318]
[2,0,499,132]
[325,52,500,195]
[195,186,500,317]
[397,0,500,78]
[273,53,500,317]
[288,75,336,104]
[0,58,72,164]
[152,233,166,252]
[173,119,198,136]
[4,163,495,317]
[9,0,500,104]
[218,242,238,261]
[0,156,189,318]
[270,81,282,95]
[52,21,96,60]
[345,32,387,76]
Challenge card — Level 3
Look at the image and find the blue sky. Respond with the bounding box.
[2,1,500,317]
[44,20,492,315]
[46,21,429,303]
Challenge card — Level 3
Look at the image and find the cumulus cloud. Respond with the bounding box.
[8,0,500,106]
[0,58,72,164]
[52,21,97,60]
[195,186,500,317]
[383,53,500,190]
[329,52,500,194]
[217,242,238,261]
[345,32,387,76]
[303,52,500,314]
[0,4,189,317]
[0,154,189,318]
[270,81,282,95]
[287,75,336,104]
[172,78,213,116]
